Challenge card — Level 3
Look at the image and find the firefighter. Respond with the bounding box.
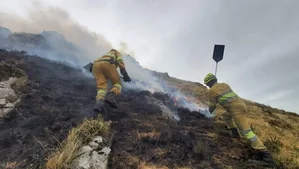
[204,73,275,166]
[91,49,131,113]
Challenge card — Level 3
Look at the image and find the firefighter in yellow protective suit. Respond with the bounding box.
[91,49,131,113]
[204,73,275,166]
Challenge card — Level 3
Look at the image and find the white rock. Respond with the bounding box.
[0,99,6,105]
[93,136,103,143]
[71,146,93,169]
[99,147,111,156]
[5,103,15,108]
[0,77,21,116]
[1,108,13,116]
[89,151,105,169]
[0,88,16,99]
[7,77,17,86]
[0,82,8,88]
[89,147,111,169]
[0,109,3,116]
[71,137,110,169]
[0,78,17,88]
[15,99,21,104]
[88,141,98,149]
[72,153,91,169]
[88,136,103,149]
[79,145,93,154]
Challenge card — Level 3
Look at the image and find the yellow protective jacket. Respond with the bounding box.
[207,82,241,112]
[94,49,126,71]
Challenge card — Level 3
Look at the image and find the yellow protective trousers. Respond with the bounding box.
[222,99,266,150]
[92,61,122,101]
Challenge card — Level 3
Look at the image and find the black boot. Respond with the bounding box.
[250,149,275,166]
[93,100,107,119]
[229,128,240,138]
[94,100,104,113]
[105,92,118,108]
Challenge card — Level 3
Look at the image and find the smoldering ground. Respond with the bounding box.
[0,50,217,169]
[0,5,210,117]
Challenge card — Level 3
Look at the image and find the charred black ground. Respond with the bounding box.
[0,50,278,169]
[0,49,97,168]
[106,92,257,169]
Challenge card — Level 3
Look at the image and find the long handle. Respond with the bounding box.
[215,62,218,77]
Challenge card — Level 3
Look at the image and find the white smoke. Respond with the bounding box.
[0,6,211,118]
[145,96,180,121]
[120,55,212,118]
[170,91,212,118]
[121,54,164,91]
[0,7,111,66]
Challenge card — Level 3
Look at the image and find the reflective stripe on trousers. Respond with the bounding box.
[113,83,122,90]
[240,129,258,142]
[109,82,122,95]
[239,129,266,149]
[97,89,107,100]
[98,89,107,95]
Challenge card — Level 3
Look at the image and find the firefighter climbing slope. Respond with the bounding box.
[204,73,275,166]
[91,49,131,114]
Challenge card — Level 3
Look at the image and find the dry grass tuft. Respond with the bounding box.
[264,136,283,154]
[5,161,18,169]
[46,116,111,169]
[193,140,209,160]
[268,119,294,130]
[138,162,169,169]
[137,129,160,141]
[212,155,233,169]
[276,157,299,169]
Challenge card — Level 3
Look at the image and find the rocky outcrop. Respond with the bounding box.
[0,77,21,117]
[71,136,111,169]
[0,63,27,117]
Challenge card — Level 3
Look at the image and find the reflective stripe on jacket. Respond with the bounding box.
[94,50,126,70]
[208,83,240,111]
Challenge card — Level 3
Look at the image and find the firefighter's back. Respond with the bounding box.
[212,83,247,112]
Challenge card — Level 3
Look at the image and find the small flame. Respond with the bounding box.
[121,72,213,117]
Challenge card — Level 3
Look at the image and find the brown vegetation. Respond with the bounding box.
[163,76,299,168]
[46,116,110,169]
[1,49,299,169]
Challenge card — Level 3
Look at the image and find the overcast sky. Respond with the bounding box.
[1,0,299,113]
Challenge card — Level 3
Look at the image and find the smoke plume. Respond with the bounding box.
[0,6,111,64]
[0,6,210,117]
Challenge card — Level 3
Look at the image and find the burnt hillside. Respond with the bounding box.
[0,49,97,168]
[1,49,299,169]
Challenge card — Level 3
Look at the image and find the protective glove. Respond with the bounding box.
[209,107,216,114]
[121,69,131,82]
[123,74,131,82]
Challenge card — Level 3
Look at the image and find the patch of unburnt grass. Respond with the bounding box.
[264,136,283,154]
[46,116,110,169]
[267,119,294,130]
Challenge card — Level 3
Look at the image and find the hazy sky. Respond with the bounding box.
[1,0,299,113]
